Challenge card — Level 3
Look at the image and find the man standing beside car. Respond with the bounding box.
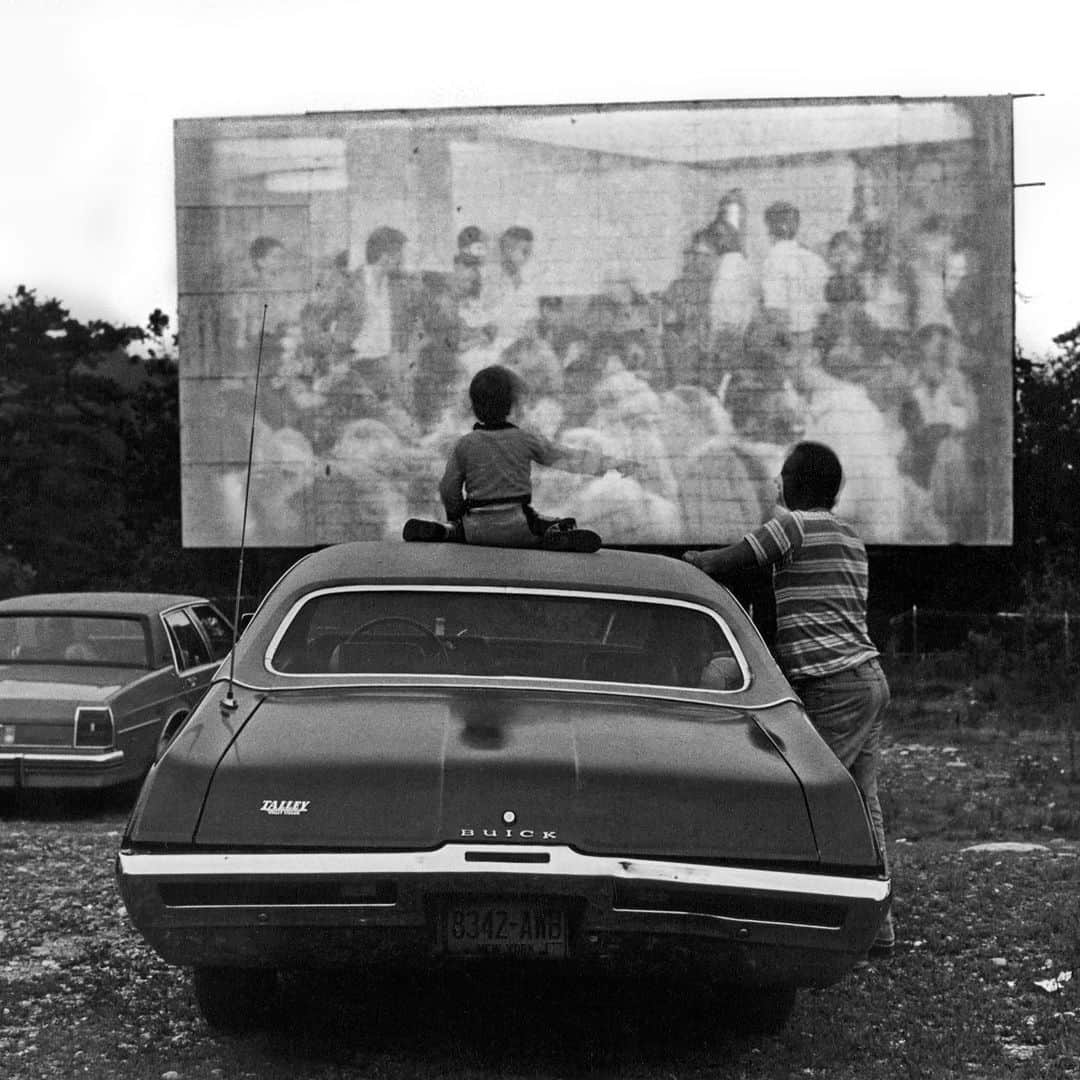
[683,440,895,957]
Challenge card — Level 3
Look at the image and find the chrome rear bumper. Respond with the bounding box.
[118,844,890,987]
[119,844,888,898]
[0,749,124,789]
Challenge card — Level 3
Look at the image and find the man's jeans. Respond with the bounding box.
[795,657,894,942]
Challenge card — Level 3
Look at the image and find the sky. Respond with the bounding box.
[1,0,1075,355]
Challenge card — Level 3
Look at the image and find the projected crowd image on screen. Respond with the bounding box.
[176,98,1013,547]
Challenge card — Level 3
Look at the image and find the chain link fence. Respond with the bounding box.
[886,606,1080,780]
[886,606,1080,669]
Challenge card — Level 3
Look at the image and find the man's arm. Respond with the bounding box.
[683,539,758,579]
[687,510,802,579]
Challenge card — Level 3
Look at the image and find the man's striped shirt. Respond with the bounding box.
[743,507,878,680]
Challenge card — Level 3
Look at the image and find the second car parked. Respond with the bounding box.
[0,592,232,791]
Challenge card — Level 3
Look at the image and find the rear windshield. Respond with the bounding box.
[0,614,150,667]
[268,588,746,691]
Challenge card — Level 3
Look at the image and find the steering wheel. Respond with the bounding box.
[343,617,449,667]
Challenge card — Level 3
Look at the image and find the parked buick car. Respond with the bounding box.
[0,592,232,791]
[117,542,890,1033]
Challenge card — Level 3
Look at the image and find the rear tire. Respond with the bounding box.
[192,966,279,1033]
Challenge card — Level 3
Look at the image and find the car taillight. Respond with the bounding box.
[75,707,114,748]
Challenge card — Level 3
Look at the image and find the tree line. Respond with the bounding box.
[1,285,1077,614]
[0,287,298,603]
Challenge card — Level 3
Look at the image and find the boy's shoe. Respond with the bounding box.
[541,526,602,553]
[403,519,448,542]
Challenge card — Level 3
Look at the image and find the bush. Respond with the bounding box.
[0,547,37,598]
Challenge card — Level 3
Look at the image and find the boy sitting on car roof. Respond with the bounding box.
[403,364,635,552]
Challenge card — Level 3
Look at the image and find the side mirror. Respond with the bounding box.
[238,612,254,637]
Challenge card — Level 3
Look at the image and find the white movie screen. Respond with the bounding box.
[176,97,1013,547]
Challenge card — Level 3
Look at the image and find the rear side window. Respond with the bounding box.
[164,609,212,671]
[268,588,746,691]
[190,604,233,662]
[0,614,149,667]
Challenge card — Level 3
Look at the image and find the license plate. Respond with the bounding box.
[442,901,568,957]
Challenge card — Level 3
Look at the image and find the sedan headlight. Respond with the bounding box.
[75,707,114,748]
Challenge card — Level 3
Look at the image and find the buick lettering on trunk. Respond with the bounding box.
[460,827,558,839]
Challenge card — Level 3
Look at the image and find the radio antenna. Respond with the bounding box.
[222,304,269,712]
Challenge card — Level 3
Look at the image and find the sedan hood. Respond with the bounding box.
[194,687,820,863]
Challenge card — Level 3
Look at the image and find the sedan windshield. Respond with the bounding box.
[0,615,150,667]
[269,589,746,690]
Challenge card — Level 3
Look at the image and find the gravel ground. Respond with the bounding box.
[2,729,1079,1080]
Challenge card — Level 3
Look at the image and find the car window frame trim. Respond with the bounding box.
[262,584,752,693]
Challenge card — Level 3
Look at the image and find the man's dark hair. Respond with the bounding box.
[764,201,801,241]
[500,226,534,250]
[782,441,843,510]
[469,365,524,425]
[249,236,283,266]
[457,225,486,249]
[366,226,407,266]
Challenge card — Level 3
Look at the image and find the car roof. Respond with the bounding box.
[272,542,718,600]
[0,592,210,617]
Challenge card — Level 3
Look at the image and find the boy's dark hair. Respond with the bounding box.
[469,365,524,425]
[366,226,407,266]
[782,441,843,510]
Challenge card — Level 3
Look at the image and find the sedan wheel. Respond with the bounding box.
[192,966,279,1032]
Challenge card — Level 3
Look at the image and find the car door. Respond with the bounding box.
[162,608,220,712]
[188,603,234,665]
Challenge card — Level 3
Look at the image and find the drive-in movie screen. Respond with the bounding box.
[176,96,1013,548]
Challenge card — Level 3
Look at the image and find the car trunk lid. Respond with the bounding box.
[194,687,820,863]
[0,672,123,747]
